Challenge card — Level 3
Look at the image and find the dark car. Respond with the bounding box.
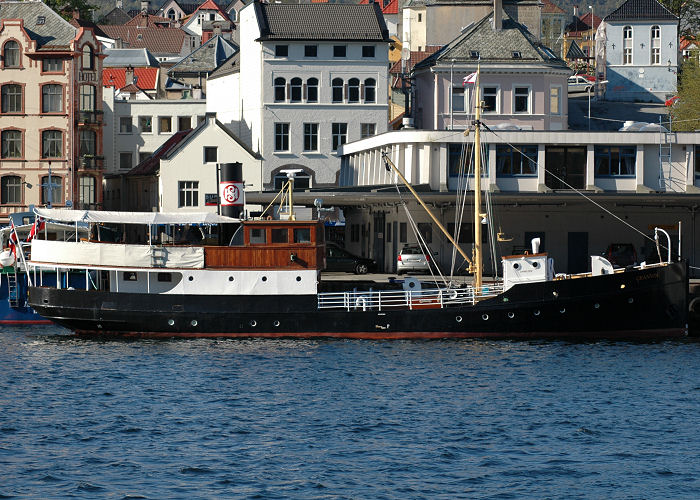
[603,243,637,268]
[325,244,376,274]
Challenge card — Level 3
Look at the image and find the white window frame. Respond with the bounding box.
[512,84,531,114]
[623,26,633,65]
[481,85,500,114]
[178,180,199,207]
[549,85,561,115]
[651,25,661,65]
[303,123,319,152]
[274,123,290,152]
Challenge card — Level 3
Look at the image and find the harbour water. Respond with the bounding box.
[1,325,699,499]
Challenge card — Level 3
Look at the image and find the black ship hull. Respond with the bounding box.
[28,262,688,340]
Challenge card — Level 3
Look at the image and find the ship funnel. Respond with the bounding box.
[531,237,541,254]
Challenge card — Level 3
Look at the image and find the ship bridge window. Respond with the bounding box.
[249,228,267,245]
[157,272,172,282]
[271,228,288,243]
[294,228,311,243]
[124,271,137,281]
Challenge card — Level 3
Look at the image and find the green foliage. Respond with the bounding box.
[658,0,700,35]
[670,60,700,131]
[45,0,96,20]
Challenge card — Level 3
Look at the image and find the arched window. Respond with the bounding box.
[167,8,176,20]
[3,41,20,68]
[1,175,22,204]
[79,84,95,112]
[42,84,63,113]
[1,130,22,158]
[274,77,286,102]
[348,78,360,102]
[306,78,318,102]
[651,25,661,64]
[42,130,63,158]
[1,84,22,113]
[623,26,632,65]
[364,78,376,103]
[79,129,96,156]
[332,78,343,102]
[290,77,302,102]
[81,45,94,70]
[41,175,62,205]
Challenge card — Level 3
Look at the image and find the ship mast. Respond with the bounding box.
[472,65,483,292]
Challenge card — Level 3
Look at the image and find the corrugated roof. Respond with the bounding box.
[168,35,237,74]
[103,47,160,67]
[604,0,677,22]
[255,3,390,42]
[103,67,159,90]
[99,25,187,55]
[0,0,77,50]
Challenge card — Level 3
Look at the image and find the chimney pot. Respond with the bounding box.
[493,0,502,31]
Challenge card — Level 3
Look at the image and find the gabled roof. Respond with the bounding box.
[541,0,565,15]
[99,7,132,25]
[415,11,567,68]
[565,40,586,59]
[125,13,173,27]
[360,0,399,16]
[0,0,77,50]
[168,35,237,74]
[103,67,159,90]
[128,130,192,176]
[98,25,187,55]
[680,36,698,51]
[565,16,591,33]
[69,17,110,38]
[579,12,602,30]
[207,51,240,79]
[254,3,390,42]
[604,0,677,22]
[127,8,159,17]
[103,47,160,67]
[194,0,230,19]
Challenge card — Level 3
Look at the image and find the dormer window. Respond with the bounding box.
[470,50,480,59]
[36,16,45,25]
[512,51,521,59]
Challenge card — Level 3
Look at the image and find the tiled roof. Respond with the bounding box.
[69,17,110,38]
[360,0,399,15]
[0,0,77,50]
[128,130,192,176]
[416,11,567,67]
[125,13,173,27]
[604,0,677,21]
[579,12,602,29]
[255,3,390,42]
[389,47,440,74]
[99,25,187,55]
[680,36,698,51]
[99,7,132,25]
[207,51,240,79]
[118,83,144,93]
[541,0,565,15]
[168,35,237,74]
[195,0,230,19]
[127,8,159,17]
[565,16,591,33]
[103,67,159,90]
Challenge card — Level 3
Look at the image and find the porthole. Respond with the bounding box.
[508,312,515,319]
[594,303,600,309]
[168,319,175,326]
[273,320,280,327]
[188,276,194,281]
[482,314,489,321]
[229,276,234,282]
[191,320,198,327]
[456,316,463,323]
[560,308,566,314]
[250,320,257,327]
[296,276,301,282]
[533,310,540,316]
[513,263,521,270]
[262,276,267,282]
[628,298,634,304]
[532,261,539,268]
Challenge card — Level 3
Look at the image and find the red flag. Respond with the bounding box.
[27,216,45,242]
[8,219,18,257]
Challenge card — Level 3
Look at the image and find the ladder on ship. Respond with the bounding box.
[7,271,19,308]
[658,115,673,191]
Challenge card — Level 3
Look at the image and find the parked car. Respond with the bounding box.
[603,243,638,268]
[397,245,432,275]
[325,244,376,274]
[568,75,594,93]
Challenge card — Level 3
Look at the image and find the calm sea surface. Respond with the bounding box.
[1,326,699,499]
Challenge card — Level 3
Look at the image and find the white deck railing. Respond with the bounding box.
[317,284,504,311]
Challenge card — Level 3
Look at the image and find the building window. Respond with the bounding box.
[139,116,152,132]
[306,78,318,102]
[290,77,302,102]
[1,130,22,158]
[482,86,498,113]
[623,26,632,65]
[79,85,95,112]
[332,78,343,102]
[417,223,432,244]
[1,175,22,204]
[550,86,561,115]
[79,176,96,207]
[159,116,172,133]
[41,84,62,113]
[595,146,636,176]
[399,222,407,243]
[41,130,62,158]
[651,25,661,64]
[496,145,537,176]
[274,123,289,151]
[273,172,310,191]
[81,45,94,70]
[303,123,318,152]
[448,143,474,177]
[348,78,360,103]
[204,146,217,163]
[41,175,62,205]
[333,45,346,57]
[332,123,347,151]
[362,45,375,58]
[119,152,133,170]
[3,41,20,68]
[178,181,199,207]
[304,45,317,57]
[364,78,376,103]
[167,8,176,20]
[42,58,62,72]
[275,45,288,57]
[452,87,465,112]
[274,77,286,102]
[178,116,191,131]
[513,86,530,113]
[139,152,151,163]
[79,129,96,156]
[1,84,22,113]
[417,13,422,22]
[119,117,133,133]
[360,123,376,138]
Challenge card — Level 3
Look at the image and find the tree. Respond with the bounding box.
[45,0,96,21]
[670,59,700,131]
[658,0,700,36]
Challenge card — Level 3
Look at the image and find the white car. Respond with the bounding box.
[568,75,594,93]
[397,245,432,275]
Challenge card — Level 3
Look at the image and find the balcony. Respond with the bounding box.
[79,155,104,170]
[77,110,104,125]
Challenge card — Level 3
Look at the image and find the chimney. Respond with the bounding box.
[125,66,134,86]
[72,9,80,20]
[573,5,579,18]
[493,0,502,31]
[141,1,149,13]
[116,0,123,8]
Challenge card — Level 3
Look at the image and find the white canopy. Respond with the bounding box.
[34,208,240,225]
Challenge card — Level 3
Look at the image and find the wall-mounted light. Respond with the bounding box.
[640,42,645,48]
